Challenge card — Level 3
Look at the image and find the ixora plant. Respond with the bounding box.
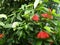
[0,0,60,45]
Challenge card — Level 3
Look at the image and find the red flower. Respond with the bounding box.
[41,13,53,19]
[0,34,4,38]
[32,14,39,22]
[48,15,53,19]
[41,13,48,18]
[37,31,49,39]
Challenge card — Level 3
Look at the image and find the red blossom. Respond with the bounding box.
[48,15,53,19]
[32,14,39,22]
[41,13,48,18]
[0,34,4,38]
[41,13,53,19]
[37,31,49,39]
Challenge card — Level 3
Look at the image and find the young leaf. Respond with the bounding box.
[34,0,40,9]
[44,26,53,33]
[53,0,60,3]
[0,14,7,19]
[0,21,5,26]
[4,24,12,28]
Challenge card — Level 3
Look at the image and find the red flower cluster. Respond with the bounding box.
[41,13,53,19]
[37,31,49,39]
[32,14,39,22]
[0,34,4,38]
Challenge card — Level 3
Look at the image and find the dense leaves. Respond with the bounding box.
[0,0,60,45]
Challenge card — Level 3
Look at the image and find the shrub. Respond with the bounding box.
[0,0,60,45]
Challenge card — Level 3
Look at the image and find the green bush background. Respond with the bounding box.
[0,0,60,45]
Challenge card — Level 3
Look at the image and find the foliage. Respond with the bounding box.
[0,0,34,14]
[0,0,60,45]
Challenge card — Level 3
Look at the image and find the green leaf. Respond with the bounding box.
[17,14,22,21]
[24,24,28,30]
[21,4,26,10]
[0,21,5,26]
[44,42,50,45]
[46,38,53,42]
[53,0,60,3]
[25,10,30,14]
[44,26,53,33]
[17,27,23,30]
[36,41,42,45]
[18,31,23,40]
[0,14,7,19]
[0,39,5,45]
[51,21,57,26]
[22,14,30,19]
[29,26,33,31]
[44,0,48,2]
[4,24,12,28]
[52,9,56,14]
